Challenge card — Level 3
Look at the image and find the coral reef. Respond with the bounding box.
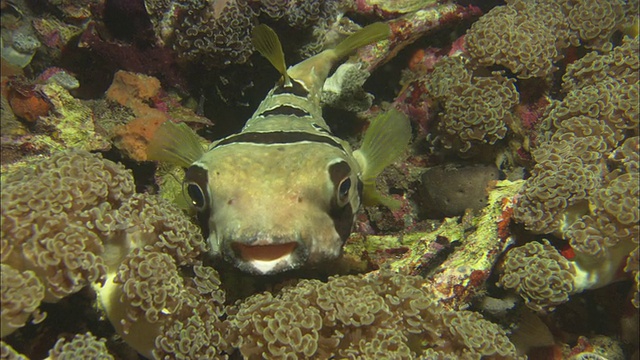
[230,271,522,359]
[47,332,114,359]
[1,0,639,358]
[505,37,639,313]
[143,0,343,67]
[106,70,212,161]
[465,0,631,78]
[422,56,519,154]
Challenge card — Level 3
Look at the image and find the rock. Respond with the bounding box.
[419,163,501,218]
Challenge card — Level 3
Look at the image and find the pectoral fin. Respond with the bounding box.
[353,108,411,209]
[147,120,205,168]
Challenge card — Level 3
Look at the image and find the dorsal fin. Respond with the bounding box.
[252,24,290,86]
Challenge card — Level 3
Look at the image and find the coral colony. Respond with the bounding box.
[1,0,638,359]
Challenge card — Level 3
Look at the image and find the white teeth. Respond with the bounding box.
[249,254,294,274]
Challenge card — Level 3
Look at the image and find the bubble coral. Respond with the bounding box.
[143,0,342,67]
[507,37,639,312]
[230,271,522,359]
[465,0,637,79]
[47,332,114,360]
[1,149,135,304]
[425,56,519,154]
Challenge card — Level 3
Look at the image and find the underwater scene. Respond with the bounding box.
[1,0,638,359]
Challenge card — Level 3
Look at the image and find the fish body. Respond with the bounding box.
[149,23,411,274]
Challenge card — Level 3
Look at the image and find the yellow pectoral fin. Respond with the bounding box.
[355,108,411,178]
[362,180,402,210]
[147,120,205,168]
[355,108,411,209]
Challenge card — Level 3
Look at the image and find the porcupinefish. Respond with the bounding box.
[148,23,411,275]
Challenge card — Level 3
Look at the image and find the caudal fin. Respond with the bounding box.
[332,22,390,60]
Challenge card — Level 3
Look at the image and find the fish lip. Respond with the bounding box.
[231,241,299,262]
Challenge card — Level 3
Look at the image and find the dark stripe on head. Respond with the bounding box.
[214,131,345,151]
[184,165,212,236]
[328,161,351,186]
[273,79,309,97]
[330,202,354,241]
[260,105,310,117]
[184,165,210,211]
[328,160,356,241]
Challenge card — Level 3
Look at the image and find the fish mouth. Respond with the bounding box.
[232,242,299,262]
[229,241,302,274]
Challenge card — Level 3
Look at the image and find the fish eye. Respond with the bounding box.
[328,160,352,207]
[338,177,351,200]
[186,183,206,210]
[184,165,210,211]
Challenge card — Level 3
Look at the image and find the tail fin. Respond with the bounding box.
[331,22,390,60]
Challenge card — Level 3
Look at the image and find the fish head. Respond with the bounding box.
[185,142,362,274]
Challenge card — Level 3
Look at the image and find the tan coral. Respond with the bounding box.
[46,332,114,360]
[1,341,28,360]
[514,38,639,236]
[498,240,577,312]
[229,271,522,359]
[97,248,229,359]
[1,150,134,303]
[465,0,576,79]
[425,56,519,154]
[0,264,45,337]
[562,0,627,52]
